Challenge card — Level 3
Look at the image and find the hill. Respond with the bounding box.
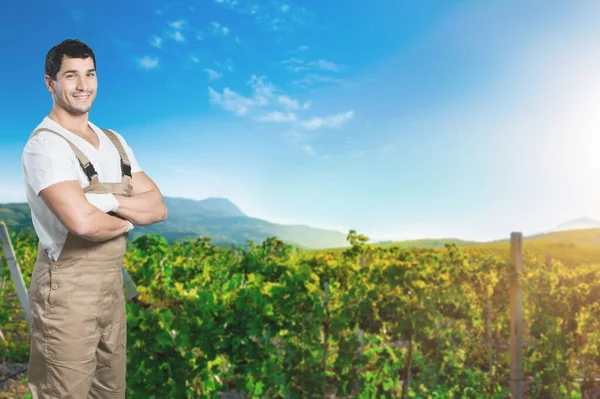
[0,197,349,250]
[550,217,600,232]
[314,225,600,267]
[373,238,476,248]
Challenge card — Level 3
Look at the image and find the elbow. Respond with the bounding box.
[143,203,167,226]
[159,204,168,222]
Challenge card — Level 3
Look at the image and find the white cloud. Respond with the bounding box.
[282,58,307,72]
[165,19,187,43]
[207,74,334,160]
[170,31,185,42]
[150,35,162,48]
[247,75,276,105]
[204,68,222,80]
[190,55,200,63]
[138,56,159,70]
[277,95,299,109]
[282,130,316,156]
[301,144,316,156]
[283,58,344,73]
[211,21,230,36]
[208,87,258,116]
[255,111,297,123]
[213,0,313,31]
[310,59,343,72]
[293,74,348,87]
[301,110,354,130]
[298,45,308,51]
[214,59,234,72]
[282,130,305,143]
[169,20,187,30]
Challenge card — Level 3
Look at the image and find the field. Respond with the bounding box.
[2,227,600,398]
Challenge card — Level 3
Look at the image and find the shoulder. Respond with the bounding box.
[23,129,73,158]
[93,124,131,148]
[98,127,137,155]
[103,128,128,144]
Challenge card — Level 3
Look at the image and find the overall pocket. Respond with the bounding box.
[47,266,81,309]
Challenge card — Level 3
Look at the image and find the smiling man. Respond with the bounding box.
[21,39,167,398]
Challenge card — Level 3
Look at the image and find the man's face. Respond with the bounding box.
[46,56,97,116]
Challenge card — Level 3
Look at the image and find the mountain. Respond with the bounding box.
[375,238,476,248]
[0,197,349,250]
[320,216,600,253]
[551,217,600,232]
[0,203,33,233]
[164,196,246,218]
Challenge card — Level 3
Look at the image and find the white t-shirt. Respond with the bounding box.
[21,116,142,262]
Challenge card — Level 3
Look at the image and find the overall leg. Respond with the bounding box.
[89,270,127,399]
[28,263,101,399]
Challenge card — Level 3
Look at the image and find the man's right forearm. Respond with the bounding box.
[74,207,133,242]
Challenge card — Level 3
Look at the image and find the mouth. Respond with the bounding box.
[73,94,91,100]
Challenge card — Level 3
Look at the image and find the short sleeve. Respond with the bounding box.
[22,133,79,196]
[108,129,142,173]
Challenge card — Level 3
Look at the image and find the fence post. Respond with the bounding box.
[122,267,139,300]
[0,222,31,331]
[510,232,524,398]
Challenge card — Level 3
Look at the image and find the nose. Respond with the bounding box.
[76,75,88,91]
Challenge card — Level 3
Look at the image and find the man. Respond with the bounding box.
[21,39,167,398]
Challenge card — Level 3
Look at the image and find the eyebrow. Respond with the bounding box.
[62,69,96,75]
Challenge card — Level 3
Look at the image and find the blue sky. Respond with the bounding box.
[2,0,600,242]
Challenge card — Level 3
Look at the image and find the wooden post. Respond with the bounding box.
[358,254,365,356]
[510,232,524,398]
[122,267,139,300]
[486,296,493,375]
[322,281,329,371]
[0,222,31,331]
[351,254,366,396]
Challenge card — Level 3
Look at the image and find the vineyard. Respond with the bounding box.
[2,226,600,398]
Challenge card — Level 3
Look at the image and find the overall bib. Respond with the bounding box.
[27,127,133,399]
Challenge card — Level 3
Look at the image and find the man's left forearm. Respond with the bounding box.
[115,190,168,226]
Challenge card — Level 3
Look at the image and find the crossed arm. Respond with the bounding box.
[113,171,167,226]
[39,172,167,242]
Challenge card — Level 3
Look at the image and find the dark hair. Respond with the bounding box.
[45,39,96,80]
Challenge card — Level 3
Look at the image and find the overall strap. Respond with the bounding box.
[29,128,99,183]
[101,129,132,178]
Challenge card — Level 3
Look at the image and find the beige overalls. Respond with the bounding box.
[27,127,133,399]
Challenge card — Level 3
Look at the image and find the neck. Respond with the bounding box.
[48,107,90,136]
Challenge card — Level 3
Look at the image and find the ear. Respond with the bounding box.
[44,75,54,94]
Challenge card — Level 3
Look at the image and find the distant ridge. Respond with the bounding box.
[3,197,599,251]
[0,197,349,250]
[551,217,600,232]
